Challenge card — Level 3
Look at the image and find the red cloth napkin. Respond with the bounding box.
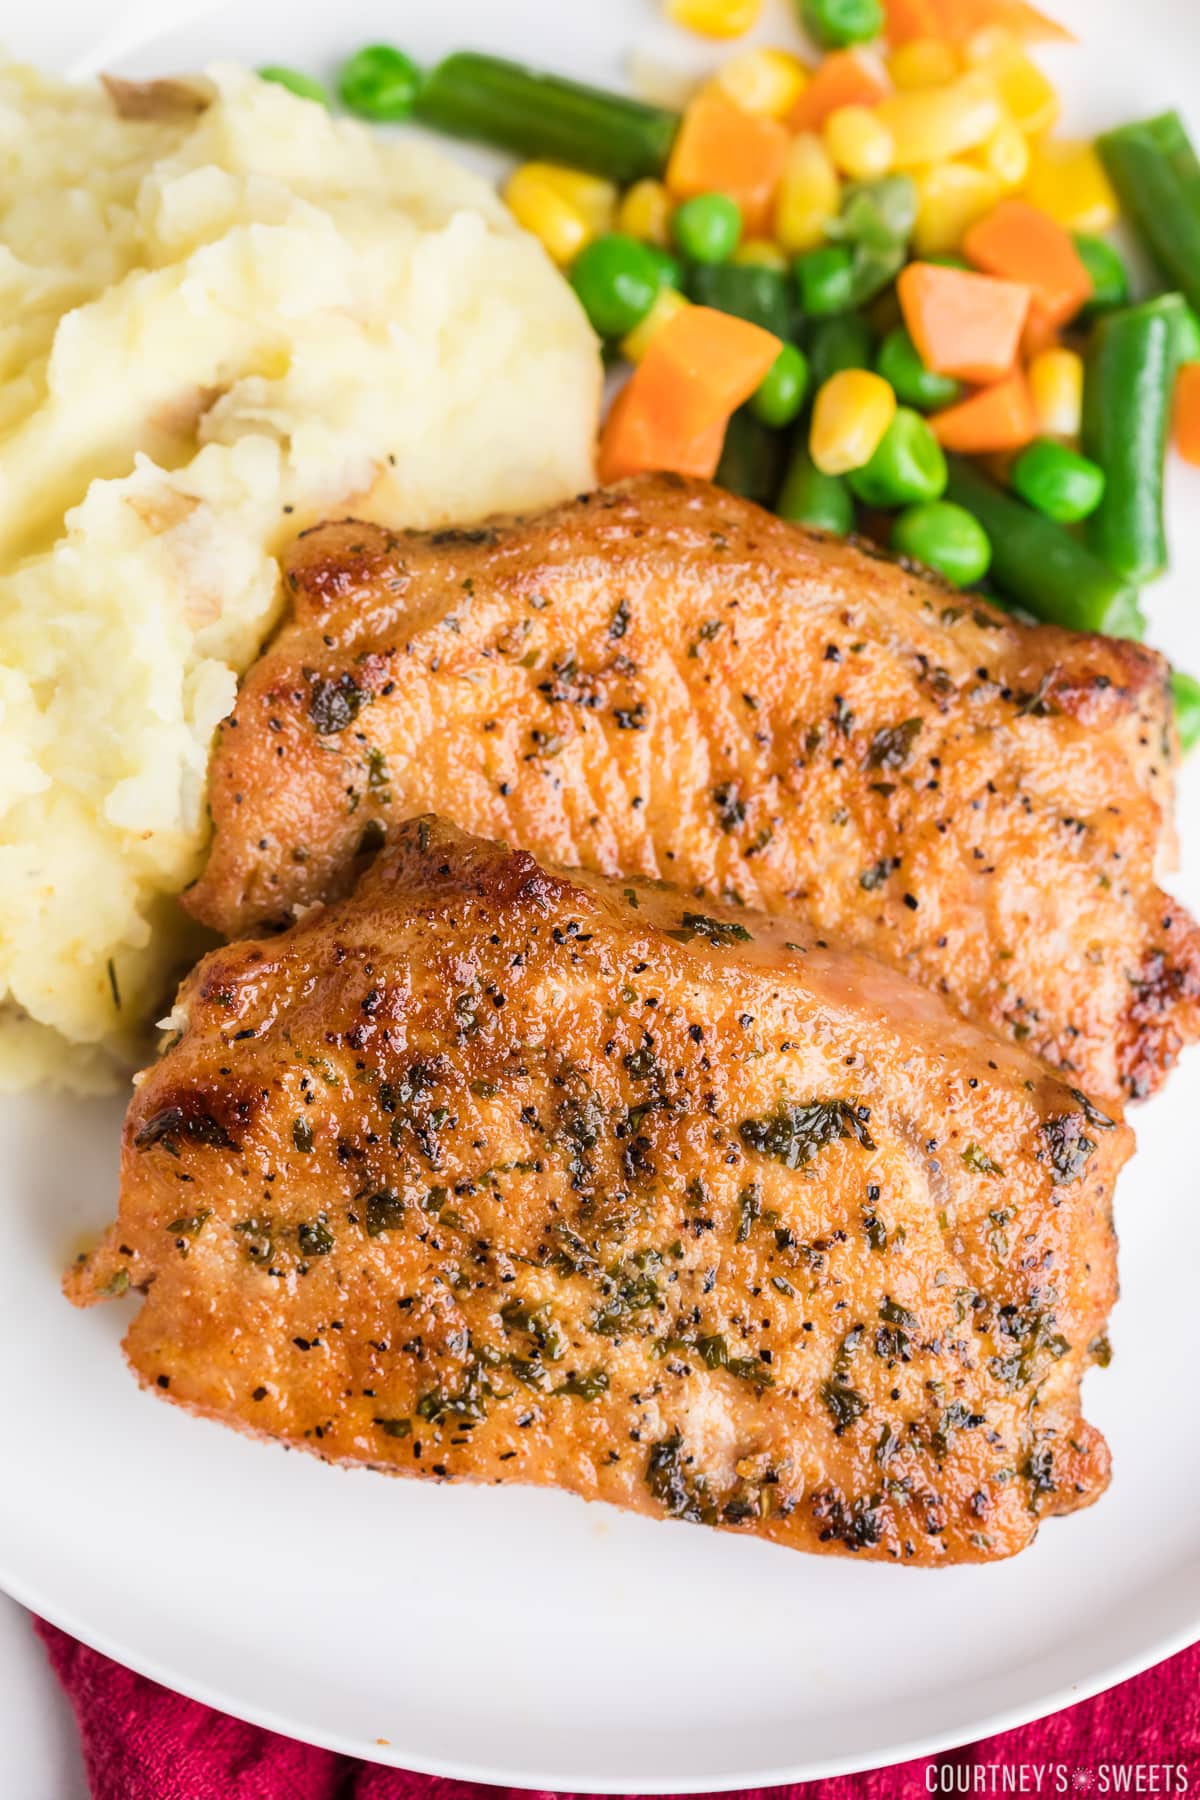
[35,1619,1200,1800]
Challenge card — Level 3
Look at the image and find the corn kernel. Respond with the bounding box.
[1029,346,1084,438]
[914,160,1003,255]
[888,38,960,91]
[994,57,1058,136]
[1025,140,1120,235]
[877,72,1003,169]
[732,238,791,271]
[774,132,842,254]
[535,164,618,239]
[811,369,897,475]
[504,165,591,265]
[666,0,762,39]
[825,105,895,181]
[617,178,673,245]
[713,47,810,117]
[621,287,691,362]
[965,30,1059,137]
[971,119,1030,191]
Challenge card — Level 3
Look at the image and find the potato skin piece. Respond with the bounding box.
[186,474,1199,1106]
[78,817,1126,1566]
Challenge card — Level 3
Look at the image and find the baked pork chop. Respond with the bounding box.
[75,817,1126,1565]
[186,476,1198,1107]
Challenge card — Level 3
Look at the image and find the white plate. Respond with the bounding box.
[3,0,1200,1789]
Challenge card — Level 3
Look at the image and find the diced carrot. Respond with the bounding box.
[597,381,726,484]
[932,0,1075,41]
[898,261,1031,383]
[1021,304,1061,362]
[964,199,1093,328]
[789,50,890,133]
[1174,362,1200,468]
[598,306,782,482]
[640,305,783,438]
[666,90,791,234]
[884,0,946,45]
[930,369,1039,452]
[976,1,1075,41]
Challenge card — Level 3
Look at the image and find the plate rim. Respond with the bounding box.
[6,1557,1198,1792]
[3,0,1200,1787]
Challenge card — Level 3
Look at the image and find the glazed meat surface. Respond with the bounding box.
[77,817,1127,1565]
[187,476,1199,1106]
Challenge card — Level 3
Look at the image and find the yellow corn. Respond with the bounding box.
[712,47,810,117]
[535,164,618,240]
[811,370,897,476]
[971,118,1030,191]
[666,0,762,38]
[733,238,790,271]
[964,29,1059,136]
[774,132,842,255]
[617,178,673,245]
[504,165,592,265]
[1025,140,1120,234]
[1029,347,1084,439]
[888,38,960,91]
[877,72,1003,169]
[824,105,895,181]
[622,287,691,363]
[914,160,1003,255]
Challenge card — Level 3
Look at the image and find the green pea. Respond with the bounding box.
[570,234,663,338]
[808,314,874,389]
[339,45,423,121]
[795,244,856,317]
[875,326,962,411]
[849,408,947,508]
[1074,234,1130,319]
[752,344,811,428]
[892,501,991,586]
[672,193,742,265]
[1011,440,1107,524]
[777,442,855,535]
[258,66,329,104]
[1172,671,1200,754]
[800,0,885,50]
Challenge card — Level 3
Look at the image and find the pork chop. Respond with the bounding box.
[185,476,1199,1106]
[75,817,1127,1565]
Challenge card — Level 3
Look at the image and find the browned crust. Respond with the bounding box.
[77,817,1126,1565]
[187,475,1199,1104]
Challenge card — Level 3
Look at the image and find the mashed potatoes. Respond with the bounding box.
[0,62,600,1090]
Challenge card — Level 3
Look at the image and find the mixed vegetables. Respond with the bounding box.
[262,1,1200,747]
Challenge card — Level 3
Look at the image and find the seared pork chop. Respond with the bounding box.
[76,817,1126,1565]
[186,476,1199,1106]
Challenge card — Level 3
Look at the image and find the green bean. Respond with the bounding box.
[685,262,795,338]
[808,315,874,388]
[413,52,678,183]
[944,459,1145,640]
[1082,294,1183,586]
[716,410,787,508]
[1098,112,1200,312]
[1172,672,1200,754]
[776,440,854,534]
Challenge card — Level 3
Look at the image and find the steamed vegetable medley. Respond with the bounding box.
[270,1,1200,746]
